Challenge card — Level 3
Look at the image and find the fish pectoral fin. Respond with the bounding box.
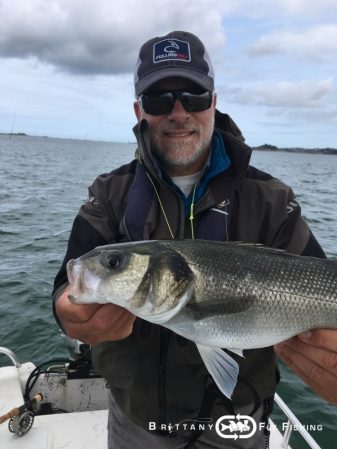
[196,344,239,399]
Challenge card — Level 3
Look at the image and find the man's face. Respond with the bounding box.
[134,78,216,176]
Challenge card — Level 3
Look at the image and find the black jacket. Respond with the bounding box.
[53,111,325,429]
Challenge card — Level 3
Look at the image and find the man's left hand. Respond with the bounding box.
[274,329,337,405]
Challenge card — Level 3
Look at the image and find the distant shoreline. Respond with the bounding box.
[1,133,336,154]
[252,144,337,155]
[0,132,28,136]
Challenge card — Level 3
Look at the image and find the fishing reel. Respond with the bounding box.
[0,393,43,437]
[8,411,35,436]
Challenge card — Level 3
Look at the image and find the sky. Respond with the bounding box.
[0,0,336,148]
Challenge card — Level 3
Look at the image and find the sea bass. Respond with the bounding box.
[67,239,337,398]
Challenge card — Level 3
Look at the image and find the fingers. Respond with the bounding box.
[65,304,134,341]
[80,309,136,345]
[278,335,337,377]
[298,329,337,353]
[55,288,101,323]
[54,288,136,344]
[275,335,337,405]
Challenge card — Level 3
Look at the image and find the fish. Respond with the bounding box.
[66,239,337,399]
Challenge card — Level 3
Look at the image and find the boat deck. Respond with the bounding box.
[0,347,320,449]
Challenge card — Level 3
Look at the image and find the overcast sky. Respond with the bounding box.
[0,0,336,148]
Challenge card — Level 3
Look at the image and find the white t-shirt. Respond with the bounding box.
[171,171,201,198]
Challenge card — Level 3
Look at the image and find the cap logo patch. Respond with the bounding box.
[153,39,191,64]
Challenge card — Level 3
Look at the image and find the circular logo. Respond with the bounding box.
[215,414,257,440]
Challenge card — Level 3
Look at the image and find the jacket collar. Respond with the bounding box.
[132,110,252,198]
[126,111,253,240]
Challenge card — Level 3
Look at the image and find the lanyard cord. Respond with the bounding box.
[145,172,175,239]
[138,151,176,239]
[145,171,200,241]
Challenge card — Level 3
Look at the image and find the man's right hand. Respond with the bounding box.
[55,287,136,345]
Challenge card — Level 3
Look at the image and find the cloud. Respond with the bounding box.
[1,0,336,74]
[279,108,337,129]
[248,25,337,61]
[0,0,226,74]
[240,0,337,16]
[225,79,335,108]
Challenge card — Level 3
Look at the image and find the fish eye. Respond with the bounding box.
[107,255,121,269]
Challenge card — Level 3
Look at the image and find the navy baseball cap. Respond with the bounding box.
[134,31,215,96]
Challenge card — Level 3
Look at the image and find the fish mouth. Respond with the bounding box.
[67,259,81,285]
[66,259,101,303]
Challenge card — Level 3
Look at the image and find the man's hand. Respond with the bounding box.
[55,287,136,345]
[274,329,337,405]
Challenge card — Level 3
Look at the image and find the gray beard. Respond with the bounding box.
[150,118,215,172]
[151,137,212,170]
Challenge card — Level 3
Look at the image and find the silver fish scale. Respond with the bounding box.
[162,240,337,348]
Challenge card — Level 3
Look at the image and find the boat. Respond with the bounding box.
[0,343,322,449]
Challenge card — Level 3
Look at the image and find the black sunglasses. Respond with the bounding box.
[139,90,213,115]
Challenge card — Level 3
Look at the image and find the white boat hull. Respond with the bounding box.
[1,346,321,449]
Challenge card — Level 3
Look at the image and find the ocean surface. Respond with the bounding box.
[0,134,337,448]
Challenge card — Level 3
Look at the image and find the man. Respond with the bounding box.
[53,31,337,448]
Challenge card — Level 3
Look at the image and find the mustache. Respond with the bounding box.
[162,124,198,133]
